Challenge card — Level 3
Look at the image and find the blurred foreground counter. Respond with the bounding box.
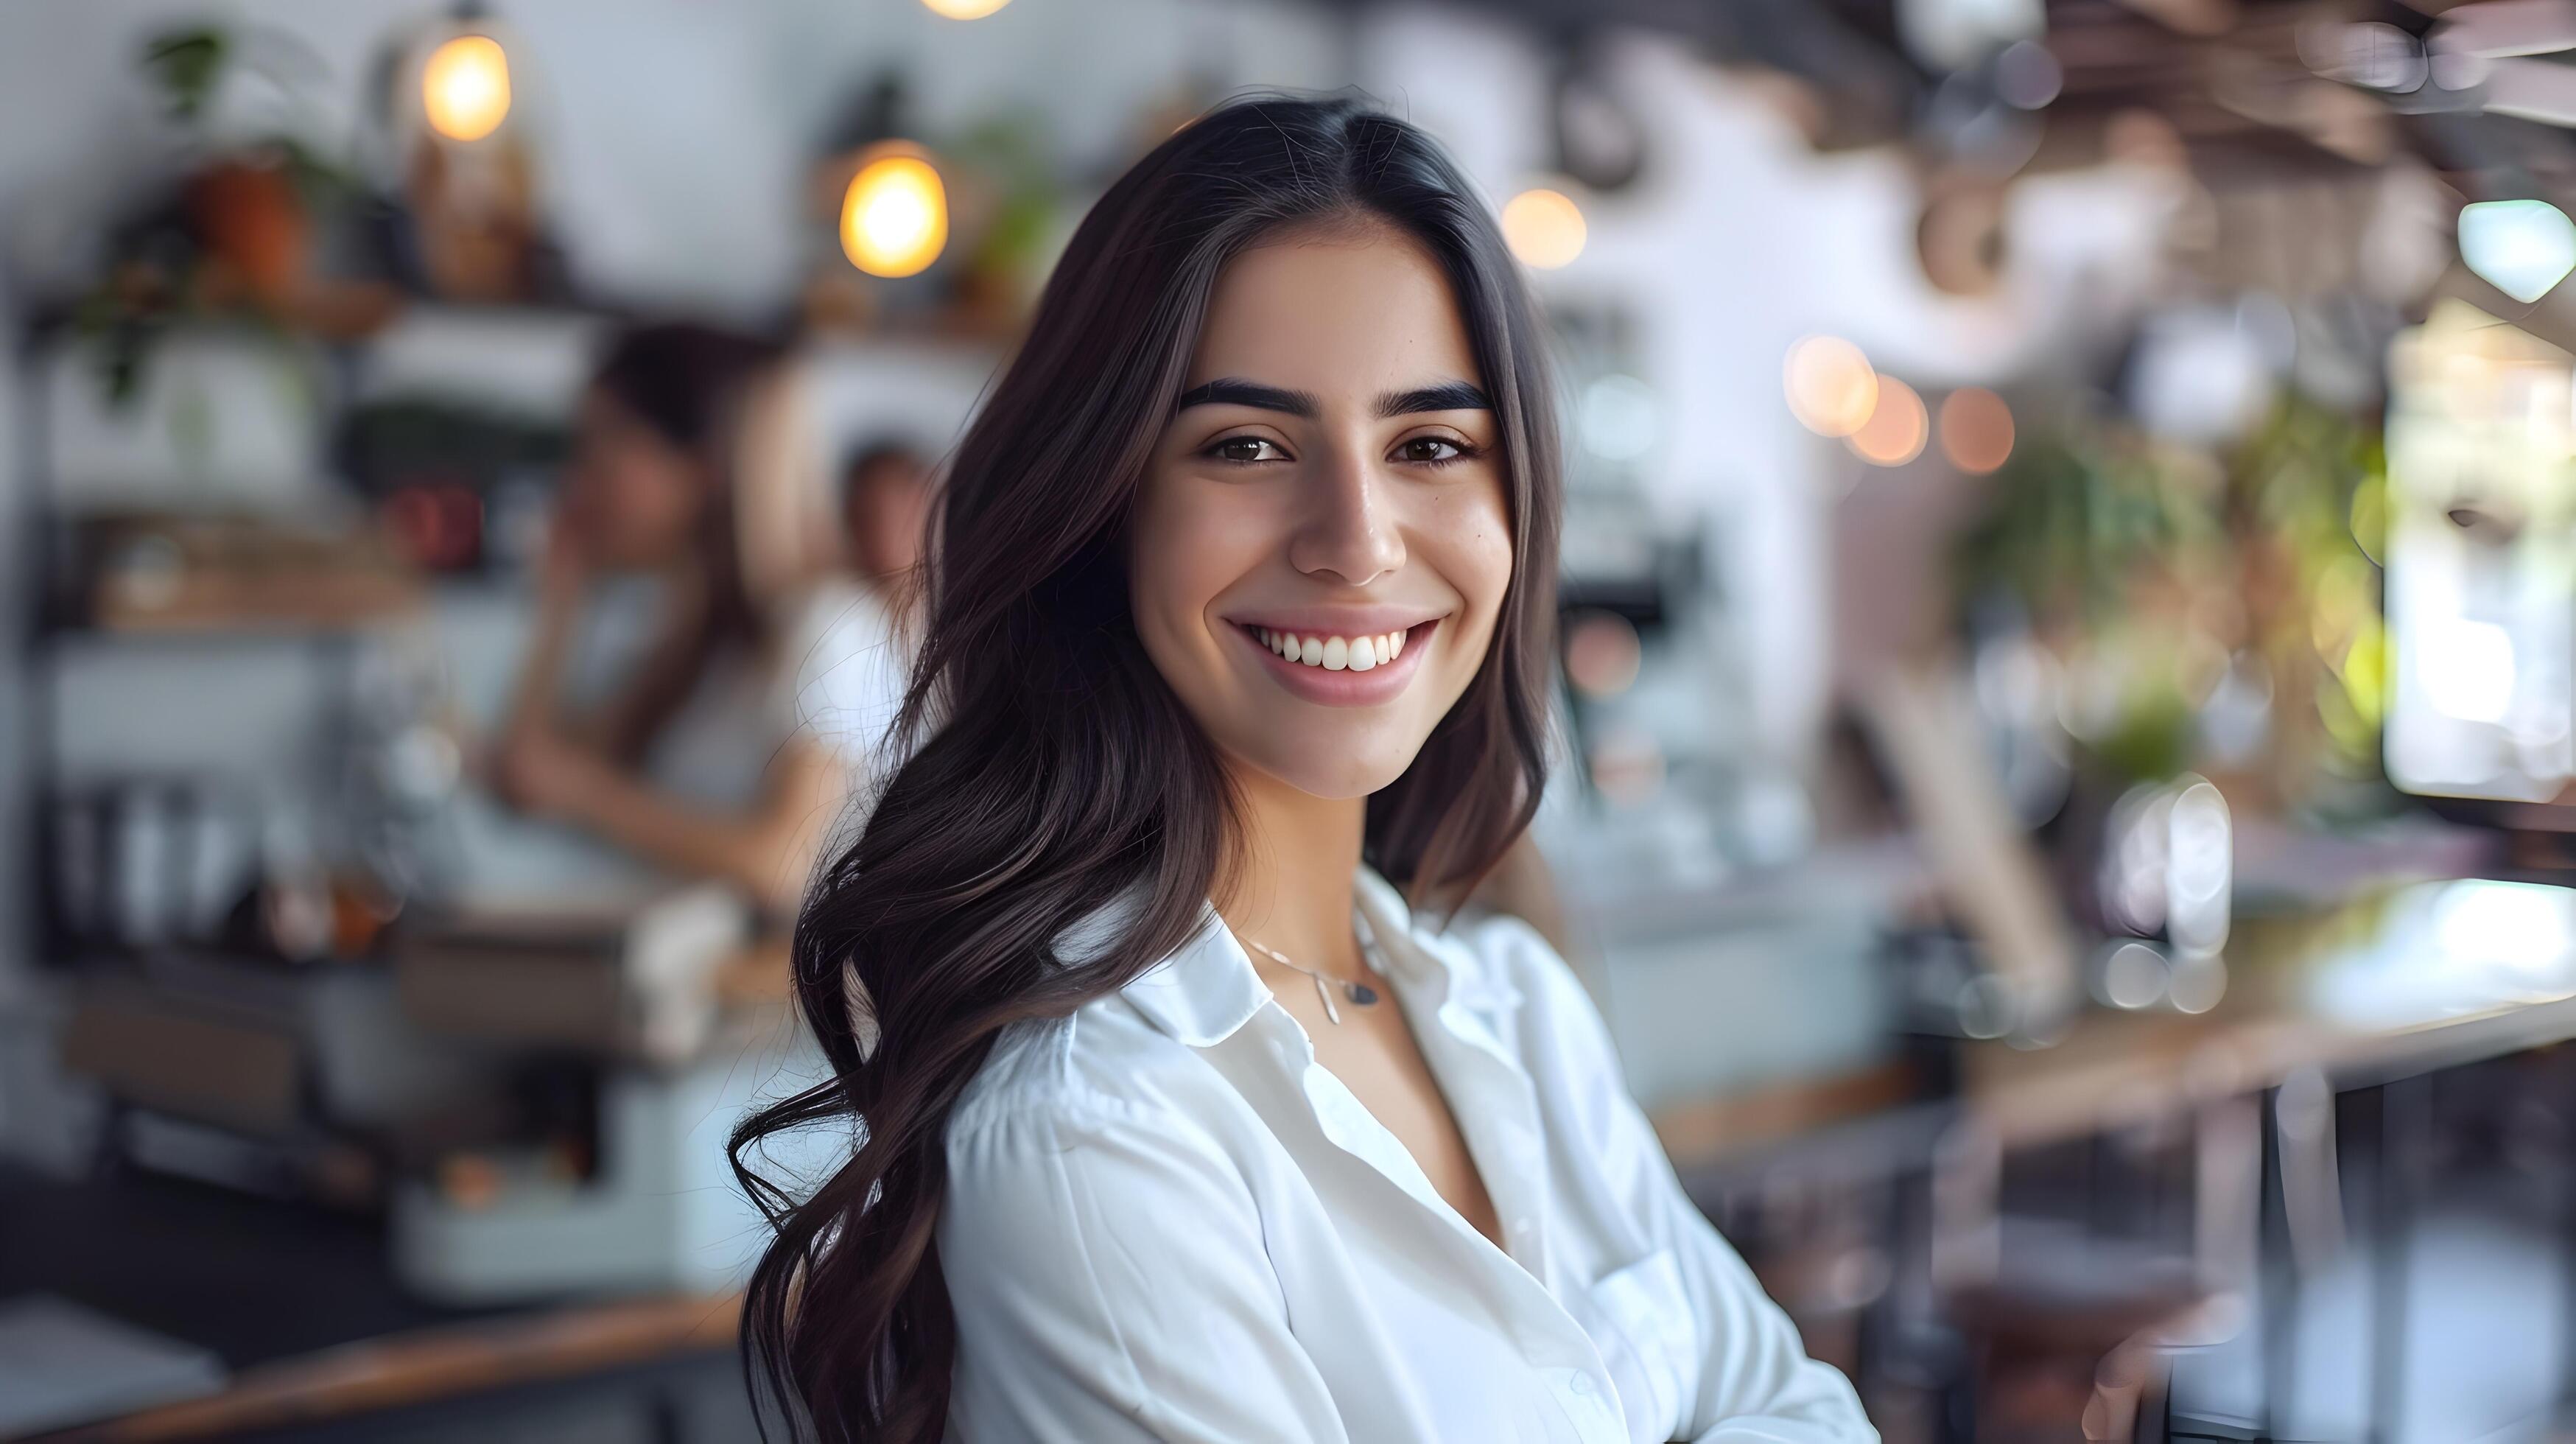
[1604,867,2576,1438]
[13,878,828,1439]
[0,1159,754,1443]
[1635,874,2576,1185]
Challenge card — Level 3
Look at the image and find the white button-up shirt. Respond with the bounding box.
[937,866,1875,1443]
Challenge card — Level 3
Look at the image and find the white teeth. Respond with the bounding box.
[1252,625,1418,670]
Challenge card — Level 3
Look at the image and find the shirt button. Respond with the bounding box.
[1512,1217,1533,1236]
[1568,1373,1593,1398]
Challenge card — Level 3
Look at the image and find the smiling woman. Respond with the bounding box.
[729,96,1875,1444]
[1131,225,1512,791]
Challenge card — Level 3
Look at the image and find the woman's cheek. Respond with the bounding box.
[1435,485,1515,652]
[1131,476,1241,659]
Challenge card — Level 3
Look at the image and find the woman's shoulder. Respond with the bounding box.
[946,989,1229,1150]
[1422,909,1632,1093]
[1430,908,1595,1015]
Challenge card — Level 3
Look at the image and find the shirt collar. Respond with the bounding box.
[1116,864,1520,1047]
[1358,868,1523,1015]
[1116,901,1269,1047]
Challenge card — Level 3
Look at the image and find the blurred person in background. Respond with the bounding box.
[731,97,1873,1443]
[491,323,902,917]
[840,438,935,630]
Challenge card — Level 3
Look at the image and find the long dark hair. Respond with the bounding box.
[586,321,778,762]
[729,94,1562,1444]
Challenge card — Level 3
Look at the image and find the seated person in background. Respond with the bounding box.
[839,438,934,628]
[492,323,903,918]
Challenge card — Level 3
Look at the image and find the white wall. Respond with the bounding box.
[0,0,1350,312]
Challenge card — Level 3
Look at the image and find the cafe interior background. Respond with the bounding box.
[15,0,2576,1439]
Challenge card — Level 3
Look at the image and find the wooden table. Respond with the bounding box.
[0,1165,748,1443]
[26,1294,742,1443]
[1654,883,2576,1182]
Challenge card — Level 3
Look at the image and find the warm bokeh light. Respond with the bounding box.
[1501,188,1587,269]
[1784,336,1878,438]
[421,35,512,143]
[921,0,1014,15]
[840,150,950,278]
[1939,386,2015,472]
[1565,611,1643,698]
[1847,376,1929,466]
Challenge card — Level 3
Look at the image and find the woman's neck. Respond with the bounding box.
[1215,760,1369,978]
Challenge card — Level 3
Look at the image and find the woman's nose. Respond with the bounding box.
[1288,444,1406,587]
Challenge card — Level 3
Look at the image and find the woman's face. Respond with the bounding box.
[566,387,710,569]
[1129,222,1514,800]
[846,456,932,581]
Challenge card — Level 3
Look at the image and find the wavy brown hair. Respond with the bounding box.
[729,94,1562,1443]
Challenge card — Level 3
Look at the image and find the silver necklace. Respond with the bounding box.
[1236,923,1385,1025]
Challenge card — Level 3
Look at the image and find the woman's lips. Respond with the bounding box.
[1233,618,1438,707]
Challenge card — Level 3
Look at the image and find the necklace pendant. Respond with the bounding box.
[1345,981,1380,1008]
[1311,973,1343,1025]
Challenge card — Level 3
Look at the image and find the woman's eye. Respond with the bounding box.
[1396,436,1470,465]
[1208,436,1285,464]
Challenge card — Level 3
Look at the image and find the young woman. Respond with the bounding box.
[733,97,1875,1443]
[494,323,902,916]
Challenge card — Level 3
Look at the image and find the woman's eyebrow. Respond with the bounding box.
[1173,378,1319,417]
[1377,382,1491,417]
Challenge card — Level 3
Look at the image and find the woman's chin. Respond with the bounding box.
[1233,742,1422,803]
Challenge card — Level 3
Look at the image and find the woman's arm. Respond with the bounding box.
[939,1103,1350,1443]
[1648,1180,1877,1442]
[496,505,720,765]
[1489,919,1879,1442]
[496,519,594,751]
[583,561,717,765]
[499,729,846,916]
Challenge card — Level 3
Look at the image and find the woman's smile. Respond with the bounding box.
[1227,614,1442,707]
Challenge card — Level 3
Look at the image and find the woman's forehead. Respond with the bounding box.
[1187,229,1481,398]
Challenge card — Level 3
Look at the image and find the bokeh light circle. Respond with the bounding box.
[841,151,950,278]
[1938,387,2015,472]
[423,35,511,142]
[1847,376,1929,466]
[1502,189,1587,269]
[1565,610,1643,698]
[1783,336,1878,438]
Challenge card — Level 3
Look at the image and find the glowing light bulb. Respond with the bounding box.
[1847,376,1929,466]
[840,150,950,279]
[422,35,512,143]
[1501,189,1587,270]
[2459,199,2576,304]
[1938,387,2015,472]
[1783,336,1878,438]
[922,0,1013,15]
